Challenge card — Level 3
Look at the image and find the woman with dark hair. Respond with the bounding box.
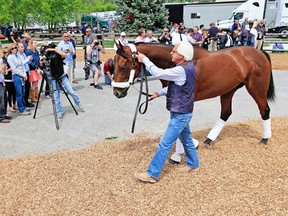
[2,48,17,112]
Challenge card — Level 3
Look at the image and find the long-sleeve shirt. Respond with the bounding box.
[7,54,26,78]
[57,40,75,66]
[18,52,31,73]
[142,57,187,96]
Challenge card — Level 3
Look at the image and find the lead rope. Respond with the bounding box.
[131,64,150,133]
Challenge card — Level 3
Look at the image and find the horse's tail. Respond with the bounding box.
[262,50,276,102]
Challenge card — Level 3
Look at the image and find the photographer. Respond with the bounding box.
[158,28,171,44]
[43,44,84,119]
[83,28,97,80]
[86,39,105,90]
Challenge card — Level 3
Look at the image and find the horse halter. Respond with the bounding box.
[111,44,138,88]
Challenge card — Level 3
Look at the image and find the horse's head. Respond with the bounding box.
[112,42,141,98]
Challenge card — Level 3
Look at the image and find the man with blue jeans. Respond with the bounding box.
[134,41,199,183]
[45,45,84,119]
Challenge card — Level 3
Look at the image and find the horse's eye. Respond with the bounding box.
[119,65,126,72]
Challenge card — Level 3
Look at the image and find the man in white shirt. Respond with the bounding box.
[225,30,233,48]
[172,26,188,45]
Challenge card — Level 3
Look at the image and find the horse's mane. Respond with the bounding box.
[131,42,210,53]
[134,42,173,47]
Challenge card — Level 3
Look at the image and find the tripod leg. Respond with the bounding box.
[56,78,78,115]
[50,79,60,130]
[33,76,45,119]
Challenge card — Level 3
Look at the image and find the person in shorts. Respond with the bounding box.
[86,39,106,90]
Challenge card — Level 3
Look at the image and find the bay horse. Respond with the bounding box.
[112,43,275,145]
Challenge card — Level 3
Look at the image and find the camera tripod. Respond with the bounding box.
[33,60,78,130]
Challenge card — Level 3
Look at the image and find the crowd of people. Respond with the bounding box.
[0,31,87,123]
[109,18,267,52]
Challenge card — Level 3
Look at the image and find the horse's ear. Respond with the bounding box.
[114,39,124,50]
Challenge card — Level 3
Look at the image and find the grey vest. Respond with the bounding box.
[166,62,196,113]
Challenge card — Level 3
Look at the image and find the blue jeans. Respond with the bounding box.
[104,74,111,85]
[13,74,26,113]
[52,75,81,116]
[147,112,199,179]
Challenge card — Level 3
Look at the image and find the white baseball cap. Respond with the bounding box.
[120,32,126,36]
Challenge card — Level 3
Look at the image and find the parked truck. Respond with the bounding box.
[183,1,245,28]
[81,15,109,30]
[216,0,288,35]
[165,1,245,28]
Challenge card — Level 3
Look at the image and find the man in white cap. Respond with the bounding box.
[114,32,128,52]
[134,41,200,183]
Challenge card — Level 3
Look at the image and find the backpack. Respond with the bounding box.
[218,34,228,49]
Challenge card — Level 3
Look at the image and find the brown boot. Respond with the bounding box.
[35,87,39,100]
[30,90,37,103]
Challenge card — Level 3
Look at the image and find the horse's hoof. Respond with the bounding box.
[204,138,212,145]
[260,138,268,145]
[169,159,180,164]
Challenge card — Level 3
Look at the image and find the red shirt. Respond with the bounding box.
[103,61,113,74]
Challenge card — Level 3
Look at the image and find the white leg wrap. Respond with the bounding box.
[170,153,182,163]
[192,138,199,148]
[175,140,185,154]
[207,119,226,141]
[262,118,272,139]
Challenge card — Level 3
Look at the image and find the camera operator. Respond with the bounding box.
[57,32,76,84]
[158,28,172,45]
[44,44,84,119]
[86,39,105,90]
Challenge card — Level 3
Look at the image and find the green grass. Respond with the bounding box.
[105,136,119,140]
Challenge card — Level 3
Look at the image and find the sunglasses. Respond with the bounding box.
[64,36,69,38]
[11,47,17,50]
[121,35,126,37]
[3,52,7,54]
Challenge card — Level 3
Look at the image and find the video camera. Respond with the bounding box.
[40,43,57,60]
[39,43,64,79]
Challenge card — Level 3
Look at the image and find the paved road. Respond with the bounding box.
[1,63,287,158]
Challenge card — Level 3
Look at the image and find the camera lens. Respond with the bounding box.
[95,42,99,46]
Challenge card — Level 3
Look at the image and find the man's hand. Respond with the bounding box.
[150,92,160,99]
[136,52,147,63]
[46,48,55,52]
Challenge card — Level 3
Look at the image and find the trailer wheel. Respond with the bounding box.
[279,27,288,38]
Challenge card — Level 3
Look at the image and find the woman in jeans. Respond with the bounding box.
[7,44,31,116]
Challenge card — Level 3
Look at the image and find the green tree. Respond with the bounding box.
[115,0,169,32]
[0,0,117,32]
[0,0,40,29]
